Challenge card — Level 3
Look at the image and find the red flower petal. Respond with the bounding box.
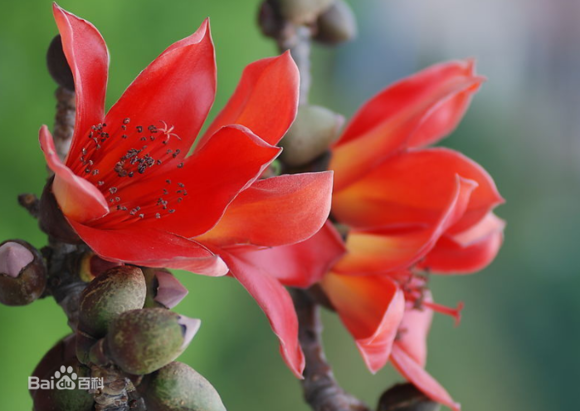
[331,61,483,191]
[418,213,505,274]
[199,52,299,148]
[222,222,345,288]
[53,4,109,164]
[199,172,333,248]
[95,125,280,237]
[95,19,216,171]
[333,176,476,274]
[220,251,305,378]
[391,344,461,411]
[68,220,228,276]
[332,148,503,230]
[396,296,434,368]
[39,126,109,223]
[321,273,405,373]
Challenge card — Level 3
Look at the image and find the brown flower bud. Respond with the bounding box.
[378,383,440,411]
[30,334,76,399]
[32,358,94,411]
[0,240,47,306]
[47,35,75,91]
[107,308,200,375]
[39,177,82,244]
[143,267,188,309]
[269,0,334,25]
[314,0,357,45]
[139,362,226,411]
[78,266,146,338]
[280,105,344,167]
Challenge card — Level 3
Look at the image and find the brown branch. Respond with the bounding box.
[52,86,76,164]
[292,289,371,411]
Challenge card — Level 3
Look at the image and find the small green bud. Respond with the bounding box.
[143,268,188,309]
[108,308,200,375]
[32,359,94,411]
[139,362,226,411]
[78,265,146,337]
[0,240,47,306]
[377,383,441,411]
[75,331,98,366]
[280,105,344,167]
[314,0,357,45]
[270,0,334,25]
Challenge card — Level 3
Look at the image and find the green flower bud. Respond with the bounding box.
[0,240,47,306]
[280,105,344,167]
[78,265,146,338]
[270,0,334,25]
[314,0,357,45]
[378,383,440,411]
[139,362,226,411]
[32,358,94,411]
[108,308,200,375]
[143,268,188,309]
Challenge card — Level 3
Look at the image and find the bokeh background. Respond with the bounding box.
[1,0,578,410]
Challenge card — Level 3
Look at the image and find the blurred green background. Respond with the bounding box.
[1,0,578,410]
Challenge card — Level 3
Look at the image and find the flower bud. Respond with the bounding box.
[280,105,344,167]
[143,268,188,309]
[139,362,226,411]
[258,1,285,38]
[107,308,200,375]
[314,0,357,45]
[39,177,82,244]
[78,266,146,338]
[47,35,75,91]
[30,334,76,399]
[32,358,94,411]
[378,383,440,411]
[0,240,47,306]
[270,0,334,25]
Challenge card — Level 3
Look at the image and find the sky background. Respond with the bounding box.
[1,1,579,410]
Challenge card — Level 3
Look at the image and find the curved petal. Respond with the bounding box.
[199,172,333,248]
[224,222,346,288]
[333,177,476,274]
[321,273,405,373]
[220,251,305,378]
[94,125,280,237]
[391,344,461,411]
[68,220,228,276]
[332,148,503,231]
[408,60,481,148]
[331,61,484,191]
[396,295,434,368]
[39,126,109,223]
[93,19,216,171]
[418,213,505,274]
[198,52,299,148]
[53,4,109,164]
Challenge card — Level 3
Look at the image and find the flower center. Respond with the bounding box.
[71,118,190,226]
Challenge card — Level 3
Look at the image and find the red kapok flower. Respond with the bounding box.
[293,60,504,408]
[40,4,342,377]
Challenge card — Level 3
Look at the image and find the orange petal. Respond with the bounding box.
[321,273,405,373]
[39,126,109,223]
[332,148,503,230]
[200,172,333,248]
[198,52,299,148]
[391,344,461,411]
[418,213,505,274]
[331,60,484,191]
[333,176,476,274]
